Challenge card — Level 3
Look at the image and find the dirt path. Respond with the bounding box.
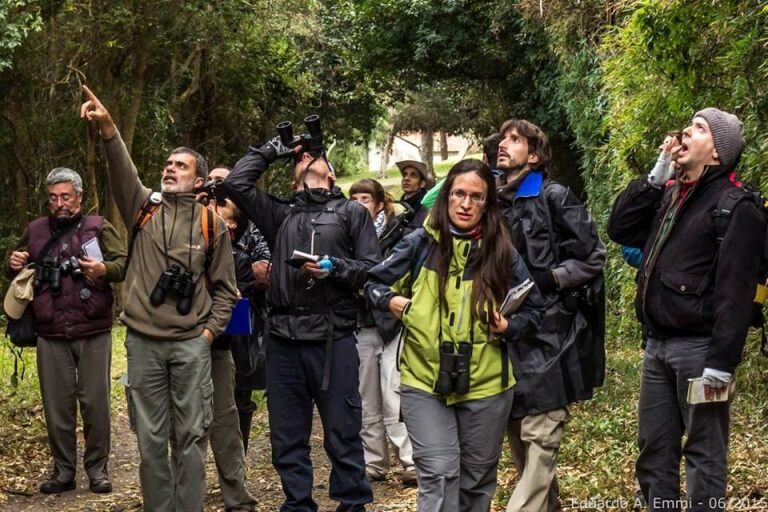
[0,403,418,511]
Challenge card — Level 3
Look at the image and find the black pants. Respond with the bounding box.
[267,334,372,512]
[636,336,730,512]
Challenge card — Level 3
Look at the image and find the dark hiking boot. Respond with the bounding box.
[40,478,76,494]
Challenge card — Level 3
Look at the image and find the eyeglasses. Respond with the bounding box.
[450,189,486,205]
[353,197,374,205]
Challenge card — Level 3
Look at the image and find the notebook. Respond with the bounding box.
[499,279,535,316]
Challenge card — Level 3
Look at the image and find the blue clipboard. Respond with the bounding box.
[225,298,252,335]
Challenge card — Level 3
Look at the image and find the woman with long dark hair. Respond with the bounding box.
[365,159,544,511]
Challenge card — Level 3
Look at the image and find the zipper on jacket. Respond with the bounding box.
[640,181,700,319]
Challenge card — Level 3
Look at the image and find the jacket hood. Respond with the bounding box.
[293,186,345,206]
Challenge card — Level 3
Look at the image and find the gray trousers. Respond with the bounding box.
[637,337,730,512]
[357,327,414,475]
[210,349,256,511]
[401,385,514,512]
[37,333,112,483]
[125,329,213,512]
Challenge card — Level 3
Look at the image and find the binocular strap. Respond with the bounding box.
[37,221,80,266]
[500,340,509,388]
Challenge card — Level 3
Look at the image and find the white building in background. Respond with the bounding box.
[367,132,480,170]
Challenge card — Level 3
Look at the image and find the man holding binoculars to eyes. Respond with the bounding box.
[80,85,238,512]
[221,116,379,512]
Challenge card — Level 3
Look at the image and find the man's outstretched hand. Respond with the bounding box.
[80,85,117,139]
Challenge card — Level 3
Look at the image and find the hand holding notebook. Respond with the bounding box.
[499,278,535,316]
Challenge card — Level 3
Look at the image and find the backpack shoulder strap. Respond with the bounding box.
[538,181,560,264]
[712,186,755,244]
[134,192,162,230]
[126,192,161,269]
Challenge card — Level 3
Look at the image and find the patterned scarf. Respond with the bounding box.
[374,209,387,238]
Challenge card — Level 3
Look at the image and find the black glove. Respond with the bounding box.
[258,137,294,163]
[532,270,557,294]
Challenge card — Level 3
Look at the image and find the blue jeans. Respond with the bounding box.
[266,334,372,512]
[636,336,729,512]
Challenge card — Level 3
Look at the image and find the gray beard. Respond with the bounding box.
[161,182,194,194]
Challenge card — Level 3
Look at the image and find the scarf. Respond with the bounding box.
[374,210,387,238]
[449,223,483,240]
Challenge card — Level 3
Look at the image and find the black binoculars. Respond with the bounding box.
[276,114,324,158]
[35,256,62,295]
[434,341,472,395]
[150,264,195,315]
[34,255,87,296]
[199,178,227,205]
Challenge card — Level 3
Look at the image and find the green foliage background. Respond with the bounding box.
[2,0,768,503]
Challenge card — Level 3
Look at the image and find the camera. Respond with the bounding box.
[199,178,228,205]
[60,256,84,279]
[34,256,62,295]
[434,341,472,395]
[150,264,196,315]
[276,114,324,160]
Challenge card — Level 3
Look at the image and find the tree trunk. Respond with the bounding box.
[84,124,99,213]
[378,128,395,179]
[4,108,32,224]
[439,132,448,160]
[420,129,435,179]
[122,1,152,153]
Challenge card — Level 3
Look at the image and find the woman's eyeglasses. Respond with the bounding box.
[450,190,486,205]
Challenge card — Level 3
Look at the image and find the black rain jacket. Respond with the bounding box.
[499,170,606,419]
[222,147,381,342]
[607,166,766,373]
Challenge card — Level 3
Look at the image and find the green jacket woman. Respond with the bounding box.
[365,159,544,512]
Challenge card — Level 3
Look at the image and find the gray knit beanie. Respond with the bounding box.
[693,108,745,168]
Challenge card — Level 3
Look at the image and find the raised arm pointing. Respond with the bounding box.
[80,85,117,139]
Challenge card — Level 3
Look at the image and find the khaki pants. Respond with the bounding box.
[506,409,570,512]
[37,333,112,483]
[125,330,213,512]
[357,327,414,475]
[209,349,256,511]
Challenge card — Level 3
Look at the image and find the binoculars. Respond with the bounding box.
[276,114,324,158]
[198,178,227,205]
[150,264,195,315]
[34,255,87,295]
[434,341,472,395]
[35,256,63,295]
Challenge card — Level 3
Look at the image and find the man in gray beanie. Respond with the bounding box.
[607,108,766,511]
